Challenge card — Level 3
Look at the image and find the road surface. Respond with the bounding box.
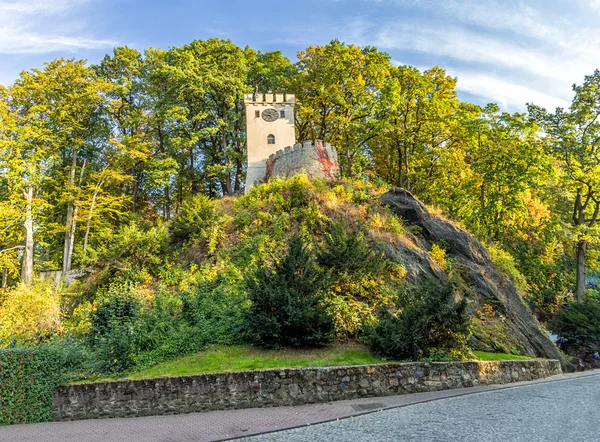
[248,372,600,441]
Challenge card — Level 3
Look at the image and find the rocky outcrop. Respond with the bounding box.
[380,188,570,370]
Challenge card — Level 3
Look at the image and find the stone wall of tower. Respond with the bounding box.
[264,140,339,183]
[244,93,295,191]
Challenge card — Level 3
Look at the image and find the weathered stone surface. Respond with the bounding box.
[52,360,561,421]
[265,140,339,183]
[379,188,570,370]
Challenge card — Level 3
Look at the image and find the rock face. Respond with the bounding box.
[380,188,569,369]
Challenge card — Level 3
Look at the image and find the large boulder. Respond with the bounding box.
[380,188,570,370]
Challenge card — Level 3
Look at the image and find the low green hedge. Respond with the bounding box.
[0,345,82,425]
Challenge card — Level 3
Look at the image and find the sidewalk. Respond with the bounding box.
[1,371,597,442]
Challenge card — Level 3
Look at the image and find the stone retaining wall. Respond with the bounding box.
[53,359,561,421]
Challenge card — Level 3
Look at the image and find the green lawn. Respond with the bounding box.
[124,343,385,380]
[473,351,533,361]
[83,346,534,383]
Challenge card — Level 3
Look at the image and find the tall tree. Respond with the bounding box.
[529,70,600,302]
[295,40,391,177]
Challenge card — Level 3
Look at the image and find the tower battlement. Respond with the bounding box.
[265,140,339,183]
[244,93,295,104]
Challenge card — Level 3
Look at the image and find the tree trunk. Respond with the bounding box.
[164,185,171,220]
[221,104,232,196]
[21,186,34,284]
[575,240,587,303]
[83,180,103,253]
[2,267,7,289]
[63,156,84,276]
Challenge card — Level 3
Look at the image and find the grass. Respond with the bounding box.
[80,346,535,383]
[122,343,385,380]
[473,351,533,361]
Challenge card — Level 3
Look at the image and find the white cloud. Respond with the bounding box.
[0,0,115,54]
[336,0,600,110]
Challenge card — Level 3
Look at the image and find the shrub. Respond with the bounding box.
[549,299,600,364]
[245,236,334,348]
[366,283,471,360]
[90,222,169,279]
[0,281,63,346]
[170,194,222,245]
[0,342,84,425]
[87,281,141,373]
[316,223,393,339]
[487,244,529,293]
[317,223,386,276]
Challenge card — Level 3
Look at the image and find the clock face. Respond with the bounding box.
[262,108,279,122]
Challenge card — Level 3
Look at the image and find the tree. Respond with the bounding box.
[529,70,600,302]
[373,65,464,192]
[295,40,391,177]
[165,39,249,196]
[0,78,57,283]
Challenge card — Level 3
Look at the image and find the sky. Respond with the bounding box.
[1,0,599,112]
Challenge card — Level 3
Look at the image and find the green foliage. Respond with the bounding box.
[317,223,386,275]
[366,283,471,361]
[549,299,600,363]
[86,268,249,374]
[316,223,396,338]
[169,194,222,245]
[0,342,84,425]
[487,244,529,293]
[88,281,141,373]
[245,236,334,348]
[89,222,169,279]
[0,281,63,346]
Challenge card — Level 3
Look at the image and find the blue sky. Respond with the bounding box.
[1,0,599,111]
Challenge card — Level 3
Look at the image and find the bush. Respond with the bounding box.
[549,299,600,364]
[317,223,386,275]
[316,223,394,339]
[169,194,222,245]
[88,281,141,373]
[0,342,84,425]
[245,235,334,348]
[367,283,471,361]
[86,270,249,374]
[90,222,169,278]
[0,281,63,346]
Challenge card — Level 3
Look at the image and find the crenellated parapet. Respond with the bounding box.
[264,140,339,183]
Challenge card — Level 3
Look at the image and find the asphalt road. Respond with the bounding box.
[248,373,600,442]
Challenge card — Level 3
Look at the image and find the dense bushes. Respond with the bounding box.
[0,343,84,425]
[170,194,222,246]
[0,282,63,346]
[366,283,471,361]
[245,236,334,348]
[317,224,399,338]
[85,268,248,374]
[549,299,600,365]
[88,222,169,280]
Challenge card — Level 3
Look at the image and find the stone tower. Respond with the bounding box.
[244,93,295,192]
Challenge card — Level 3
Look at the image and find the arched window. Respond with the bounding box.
[267,134,275,145]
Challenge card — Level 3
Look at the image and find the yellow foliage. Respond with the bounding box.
[0,281,63,345]
[430,243,447,269]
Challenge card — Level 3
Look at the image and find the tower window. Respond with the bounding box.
[267,134,275,145]
[255,110,260,118]
[280,110,286,118]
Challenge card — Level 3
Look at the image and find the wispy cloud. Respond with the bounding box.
[0,0,116,54]
[336,0,600,110]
